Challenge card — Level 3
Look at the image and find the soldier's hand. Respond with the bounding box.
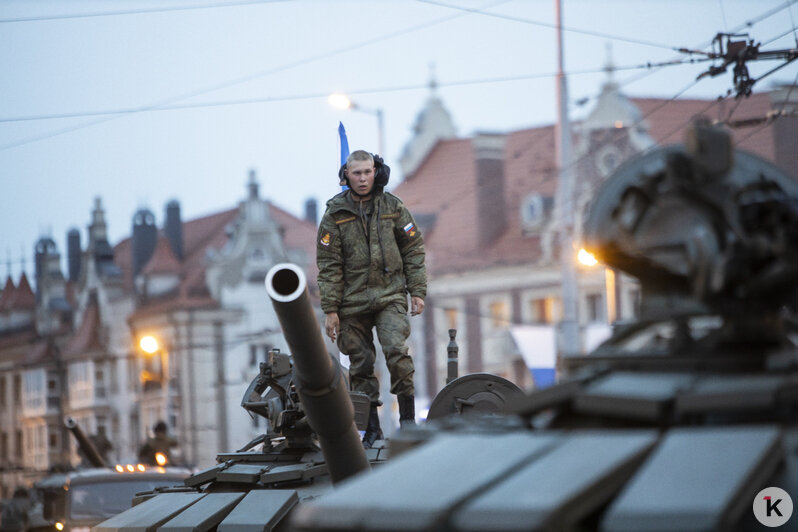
[325,312,340,342]
[411,296,425,316]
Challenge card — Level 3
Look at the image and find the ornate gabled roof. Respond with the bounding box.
[0,277,15,309]
[63,294,102,358]
[393,91,787,278]
[400,75,458,179]
[7,273,36,310]
[142,235,182,276]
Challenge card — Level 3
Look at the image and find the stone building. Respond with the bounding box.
[394,76,798,406]
[0,171,319,495]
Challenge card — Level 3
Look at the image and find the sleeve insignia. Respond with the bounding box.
[403,222,417,237]
[320,232,331,246]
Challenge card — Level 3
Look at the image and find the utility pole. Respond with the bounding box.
[555,0,580,357]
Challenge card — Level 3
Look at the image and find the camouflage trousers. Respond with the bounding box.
[337,303,415,403]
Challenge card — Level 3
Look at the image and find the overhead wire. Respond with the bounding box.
[416,0,683,51]
[731,69,798,146]
[1,1,792,151]
[0,58,713,125]
[0,0,289,24]
[572,0,798,108]
[0,0,512,152]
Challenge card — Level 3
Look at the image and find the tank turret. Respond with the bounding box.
[289,120,798,531]
[264,262,370,483]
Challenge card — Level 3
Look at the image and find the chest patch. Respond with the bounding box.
[403,222,417,237]
[320,232,331,246]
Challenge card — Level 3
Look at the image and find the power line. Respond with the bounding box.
[573,1,798,108]
[0,0,511,153]
[732,69,798,145]
[0,0,288,24]
[0,59,711,125]
[417,0,680,51]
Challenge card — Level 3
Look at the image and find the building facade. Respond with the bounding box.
[0,171,320,496]
[395,76,798,406]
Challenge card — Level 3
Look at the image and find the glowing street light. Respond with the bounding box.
[139,335,159,355]
[577,248,598,267]
[328,93,353,110]
[328,92,385,156]
[137,335,172,431]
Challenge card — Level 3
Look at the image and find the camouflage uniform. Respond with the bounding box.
[316,189,426,403]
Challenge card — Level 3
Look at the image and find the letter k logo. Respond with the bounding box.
[754,488,792,527]
[765,496,783,517]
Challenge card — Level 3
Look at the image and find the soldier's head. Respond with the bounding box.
[339,150,390,196]
[153,420,168,435]
[344,150,376,198]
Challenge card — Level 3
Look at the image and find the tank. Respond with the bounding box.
[287,120,798,532]
[93,262,523,531]
[25,418,189,532]
[65,415,109,468]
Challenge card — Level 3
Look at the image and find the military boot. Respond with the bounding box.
[398,394,416,428]
[362,403,383,449]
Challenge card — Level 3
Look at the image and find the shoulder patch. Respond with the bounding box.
[335,216,357,225]
[403,222,417,237]
[319,232,332,246]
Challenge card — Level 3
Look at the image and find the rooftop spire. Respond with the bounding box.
[248,169,259,199]
[603,42,616,84]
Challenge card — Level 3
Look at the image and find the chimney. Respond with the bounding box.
[304,198,318,225]
[132,208,158,276]
[88,197,108,248]
[34,237,58,302]
[164,200,184,261]
[88,197,114,266]
[67,228,81,282]
[472,133,508,247]
[771,84,798,178]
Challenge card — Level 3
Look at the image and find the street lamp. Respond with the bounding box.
[138,335,171,430]
[576,248,619,324]
[328,93,385,157]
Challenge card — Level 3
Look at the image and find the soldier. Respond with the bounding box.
[317,150,427,448]
[137,420,178,465]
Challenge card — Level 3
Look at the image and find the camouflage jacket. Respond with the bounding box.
[316,189,426,317]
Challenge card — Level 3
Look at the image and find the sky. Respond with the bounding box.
[2,0,797,282]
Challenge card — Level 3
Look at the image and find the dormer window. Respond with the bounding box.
[596,145,623,178]
[520,194,545,234]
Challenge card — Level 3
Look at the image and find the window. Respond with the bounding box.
[25,424,47,469]
[530,298,548,324]
[68,361,94,408]
[13,374,21,405]
[489,301,510,330]
[0,375,5,407]
[586,293,604,323]
[530,297,561,324]
[95,366,106,399]
[49,430,59,449]
[47,372,60,409]
[629,289,641,317]
[23,369,46,414]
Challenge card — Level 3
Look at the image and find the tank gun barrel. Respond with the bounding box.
[265,263,369,484]
[64,416,107,468]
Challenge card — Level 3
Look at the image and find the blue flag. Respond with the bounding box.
[338,122,350,191]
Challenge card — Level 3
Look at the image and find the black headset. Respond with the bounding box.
[338,153,390,188]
